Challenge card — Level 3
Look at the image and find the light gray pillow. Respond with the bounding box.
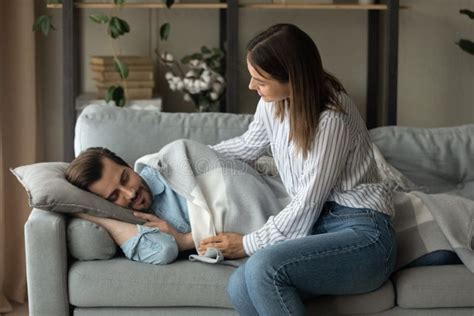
[10,162,145,224]
[68,218,117,260]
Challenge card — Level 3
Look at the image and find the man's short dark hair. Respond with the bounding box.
[65,147,128,191]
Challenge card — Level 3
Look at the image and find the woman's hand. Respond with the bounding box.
[133,211,194,251]
[199,232,246,259]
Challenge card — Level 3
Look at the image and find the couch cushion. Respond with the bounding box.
[68,218,117,260]
[393,265,474,308]
[306,280,395,314]
[69,258,395,313]
[369,125,474,198]
[69,258,235,308]
[75,105,254,165]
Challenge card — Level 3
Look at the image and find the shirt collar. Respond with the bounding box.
[138,166,165,196]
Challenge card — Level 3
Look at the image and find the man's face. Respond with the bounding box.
[88,157,152,211]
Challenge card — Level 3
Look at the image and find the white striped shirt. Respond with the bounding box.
[210,94,394,255]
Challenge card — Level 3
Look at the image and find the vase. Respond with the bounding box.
[196,100,220,112]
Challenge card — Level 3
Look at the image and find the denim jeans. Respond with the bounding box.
[227,202,397,316]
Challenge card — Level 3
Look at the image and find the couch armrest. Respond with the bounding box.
[25,209,70,316]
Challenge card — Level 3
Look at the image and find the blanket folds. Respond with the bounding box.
[135,140,473,271]
[135,139,289,264]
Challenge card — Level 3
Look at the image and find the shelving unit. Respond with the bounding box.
[47,2,408,9]
[50,1,405,161]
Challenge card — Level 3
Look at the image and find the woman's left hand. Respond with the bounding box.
[199,232,246,259]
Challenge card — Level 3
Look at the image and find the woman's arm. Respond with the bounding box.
[242,117,352,255]
[202,117,352,258]
[210,99,270,163]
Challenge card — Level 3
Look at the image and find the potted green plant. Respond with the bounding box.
[33,0,177,107]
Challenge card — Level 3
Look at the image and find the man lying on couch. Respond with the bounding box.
[66,142,286,265]
[66,147,196,265]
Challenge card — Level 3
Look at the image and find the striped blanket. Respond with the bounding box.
[393,191,474,272]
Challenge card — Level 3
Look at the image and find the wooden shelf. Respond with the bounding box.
[47,3,227,9]
[47,2,409,10]
[243,4,409,10]
[58,0,404,159]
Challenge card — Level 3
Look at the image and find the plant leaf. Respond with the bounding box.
[108,23,119,38]
[112,17,123,34]
[181,55,192,64]
[114,86,126,107]
[190,53,203,60]
[32,15,55,36]
[108,17,125,38]
[160,23,171,41]
[456,39,474,55]
[41,19,51,36]
[165,0,175,9]
[201,46,211,54]
[114,0,126,6]
[119,18,130,33]
[114,57,129,79]
[106,86,116,103]
[460,9,474,19]
[106,86,126,107]
[89,13,109,24]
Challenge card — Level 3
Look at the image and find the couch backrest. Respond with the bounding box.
[76,105,474,197]
[75,105,254,165]
[370,125,474,196]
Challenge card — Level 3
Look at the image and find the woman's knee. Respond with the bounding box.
[244,248,287,287]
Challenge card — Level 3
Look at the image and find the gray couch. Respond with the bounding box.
[25,105,474,316]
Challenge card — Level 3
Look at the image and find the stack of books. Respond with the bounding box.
[91,55,155,99]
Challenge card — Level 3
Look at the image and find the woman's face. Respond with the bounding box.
[247,58,290,102]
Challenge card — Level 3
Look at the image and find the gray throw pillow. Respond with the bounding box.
[10,162,145,224]
[68,218,117,260]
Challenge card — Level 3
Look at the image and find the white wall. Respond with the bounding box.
[38,1,474,161]
[398,0,474,127]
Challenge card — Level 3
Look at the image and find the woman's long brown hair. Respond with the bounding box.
[247,24,346,159]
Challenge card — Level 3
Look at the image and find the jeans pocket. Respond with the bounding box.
[328,207,374,219]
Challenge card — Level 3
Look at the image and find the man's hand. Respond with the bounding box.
[133,211,172,232]
[199,232,246,259]
[133,211,194,251]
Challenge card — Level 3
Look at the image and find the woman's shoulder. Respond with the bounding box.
[319,93,365,134]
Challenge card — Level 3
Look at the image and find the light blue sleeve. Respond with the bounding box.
[120,225,179,265]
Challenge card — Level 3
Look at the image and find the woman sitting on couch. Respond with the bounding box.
[197,23,397,315]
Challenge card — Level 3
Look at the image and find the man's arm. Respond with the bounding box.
[74,213,138,246]
[74,212,194,251]
[133,211,194,251]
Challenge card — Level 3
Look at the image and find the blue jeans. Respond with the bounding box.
[227,202,397,316]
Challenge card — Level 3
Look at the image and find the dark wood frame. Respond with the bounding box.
[63,0,78,161]
[61,0,400,160]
